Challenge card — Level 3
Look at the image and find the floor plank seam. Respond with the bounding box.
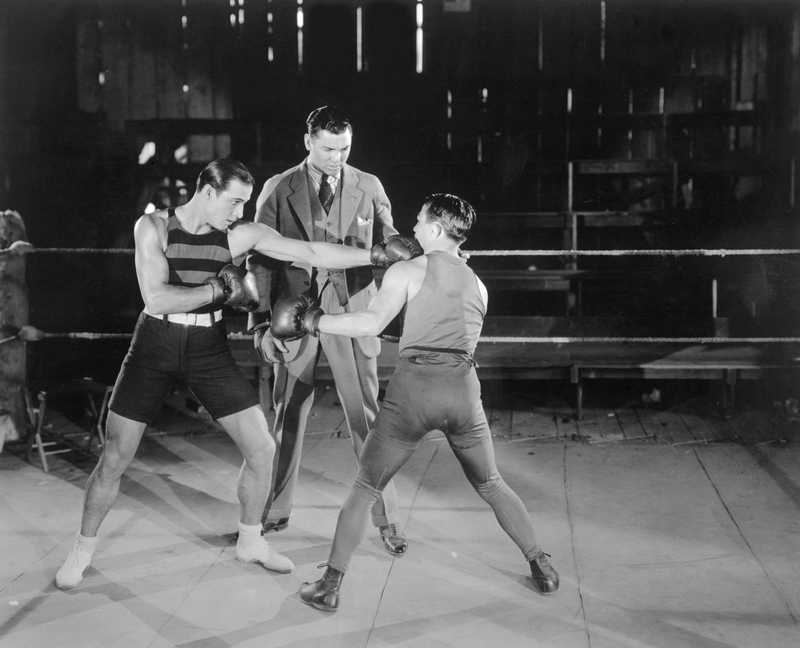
[368,561,396,648]
[563,446,593,647]
[692,449,800,627]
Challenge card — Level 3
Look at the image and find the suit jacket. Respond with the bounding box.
[246,161,397,354]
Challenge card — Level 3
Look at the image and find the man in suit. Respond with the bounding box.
[246,106,408,554]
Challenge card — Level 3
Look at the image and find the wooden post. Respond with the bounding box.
[0,210,30,451]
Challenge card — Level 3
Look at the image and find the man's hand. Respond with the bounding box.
[253,321,290,362]
[271,295,325,341]
[206,264,260,312]
[370,235,423,267]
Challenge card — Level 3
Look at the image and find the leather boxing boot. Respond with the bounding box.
[299,565,345,612]
[529,552,559,595]
[379,524,408,555]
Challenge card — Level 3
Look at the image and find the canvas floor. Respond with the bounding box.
[1,380,799,648]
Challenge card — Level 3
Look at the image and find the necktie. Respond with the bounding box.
[319,174,334,214]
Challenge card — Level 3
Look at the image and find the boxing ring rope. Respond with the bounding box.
[4,247,800,257]
[467,249,800,257]
[19,332,800,344]
[4,240,797,439]
[5,244,800,344]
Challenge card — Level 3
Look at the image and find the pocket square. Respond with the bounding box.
[357,216,372,226]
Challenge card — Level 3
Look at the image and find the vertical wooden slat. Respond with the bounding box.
[156,2,185,121]
[76,17,101,115]
[101,15,130,131]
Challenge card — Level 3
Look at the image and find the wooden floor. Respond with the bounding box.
[480,377,797,446]
[1,379,799,648]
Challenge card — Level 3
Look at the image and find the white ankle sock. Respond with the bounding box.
[75,532,98,553]
[237,522,262,549]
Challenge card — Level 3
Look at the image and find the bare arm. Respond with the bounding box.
[317,261,414,338]
[232,221,371,269]
[134,214,215,315]
[245,179,280,328]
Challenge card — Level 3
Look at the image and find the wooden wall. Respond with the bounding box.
[1,1,797,222]
[0,0,798,332]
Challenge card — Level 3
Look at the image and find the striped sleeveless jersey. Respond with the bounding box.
[165,208,232,314]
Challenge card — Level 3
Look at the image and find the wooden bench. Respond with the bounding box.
[230,316,800,420]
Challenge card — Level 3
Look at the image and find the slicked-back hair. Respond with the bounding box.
[306,105,352,139]
[196,158,254,195]
[423,193,476,243]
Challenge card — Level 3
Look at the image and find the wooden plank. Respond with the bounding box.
[76,18,100,115]
[695,404,741,441]
[687,156,771,174]
[590,406,626,443]
[613,404,648,441]
[478,271,570,291]
[575,159,676,175]
[552,404,579,439]
[102,15,130,130]
[655,407,704,445]
[517,409,561,441]
[128,35,157,120]
[751,405,800,440]
[481,316,729,338]
[633,405,673,444]
[738,406,792,443]
[507,382,560,441]
[672,398,723,445]
[575,406,601,442]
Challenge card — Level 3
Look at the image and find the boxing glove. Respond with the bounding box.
[370,235,423,267]
[206,276,226,305]
[270,295,325,341]
[211,264,260,312]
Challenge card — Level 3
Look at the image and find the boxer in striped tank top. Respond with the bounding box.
[56,158,404,591]
[271,193,560,611]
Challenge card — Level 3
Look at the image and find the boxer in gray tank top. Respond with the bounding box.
[269,193,560,611]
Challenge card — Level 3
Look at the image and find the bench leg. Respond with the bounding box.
[570,366,583,420]
[721,370,737,419]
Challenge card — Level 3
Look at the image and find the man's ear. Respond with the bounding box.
[304,134,312,151]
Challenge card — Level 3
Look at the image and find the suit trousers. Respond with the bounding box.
[262,286,401,529]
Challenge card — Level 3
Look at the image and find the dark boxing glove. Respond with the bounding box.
[213,264,260,312]
[206,276,226,305]
[370,235,423,267]
[270,295,325,342]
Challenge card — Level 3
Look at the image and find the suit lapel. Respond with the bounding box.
[286,162,312,240]
[339,165,364,236]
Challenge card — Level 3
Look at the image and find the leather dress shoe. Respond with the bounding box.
[262,518,289,534]
[299,565,344,612]
[379,524,408,555]
[529,552,559,595]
